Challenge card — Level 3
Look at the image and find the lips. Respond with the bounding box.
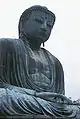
[35,34,48,43]
[34,30,49,42]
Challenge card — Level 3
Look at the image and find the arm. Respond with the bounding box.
[35,92,72,104]
[42,48,65,95]
[0,38,36,115]
[55,58,65,95]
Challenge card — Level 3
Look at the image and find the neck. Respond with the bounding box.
[20,34,41,50]
[28,39,41,50]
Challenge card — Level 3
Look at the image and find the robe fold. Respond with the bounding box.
[0,38,77,118]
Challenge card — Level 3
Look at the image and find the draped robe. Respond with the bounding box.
[0,38,77,118]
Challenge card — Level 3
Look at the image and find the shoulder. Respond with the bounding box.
[0,38,25,51]
[0,38,23,45]
[42,48,63,67]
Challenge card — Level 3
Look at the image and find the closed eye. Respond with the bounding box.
[35,18,43,23]
[34,17,44,23]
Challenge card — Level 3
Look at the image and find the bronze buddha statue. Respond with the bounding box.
[0,5,79,118]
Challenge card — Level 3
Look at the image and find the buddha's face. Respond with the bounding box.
[23,10,54,44]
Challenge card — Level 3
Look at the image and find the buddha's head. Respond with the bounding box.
[18,5,56,47]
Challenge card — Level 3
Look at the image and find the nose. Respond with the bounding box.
[40,21,47,31]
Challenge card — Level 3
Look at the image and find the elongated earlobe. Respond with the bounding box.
[43,42,45,47]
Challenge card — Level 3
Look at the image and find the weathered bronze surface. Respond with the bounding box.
[0,5,80,119]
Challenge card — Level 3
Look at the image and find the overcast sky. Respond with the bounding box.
[0,0,80,100]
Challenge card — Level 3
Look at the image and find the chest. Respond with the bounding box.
[28,49,50,74]
[25,48,56,92]
[28,49,52,86]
